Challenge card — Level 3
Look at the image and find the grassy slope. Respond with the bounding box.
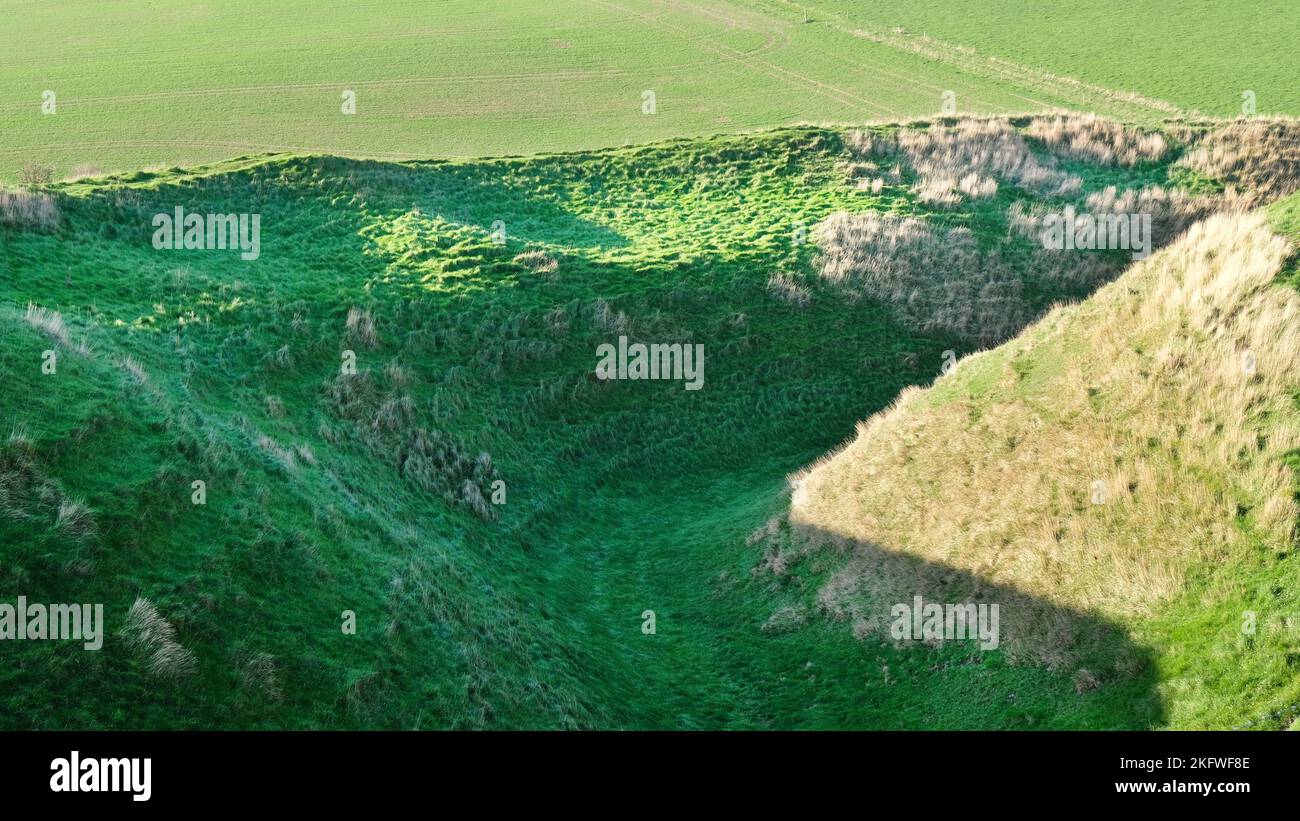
[1,0,1184,181]
[785,196,1300,730]
[790,0,1300,118]
[0,119,1280,728]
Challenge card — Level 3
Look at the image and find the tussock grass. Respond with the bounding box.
[1175,117,1300,205]
[118,356,148,384]
[236,651,282,703]
[254,431,298,472]
[766,272,813,306]
[1027,113,1170,166]
[823,116,1256,346]
[814,211,1026,344]
[120,597,197,679]
[22,304,70,345]
[513,249,559,275]
[65,164,106,182]
[1,189,59,230]
[1082,184,1228,240]
[1007,183,1229,249]
[54,498,97,541]
[345,307,379,350]
[852,117,1082,205]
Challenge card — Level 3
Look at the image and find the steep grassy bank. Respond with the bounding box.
[782,201,1300,729]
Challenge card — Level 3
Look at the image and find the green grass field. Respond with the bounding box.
[7,0,1284,182]
[794,0,1300,119]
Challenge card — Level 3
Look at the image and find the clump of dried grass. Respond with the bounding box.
[766,272,812,306]
[852,118,1082,205]
[590,298,630,334]
[813,211,1028,345]
[54,498,97,541]
[23,304,70,345]
[120,597,197,678]
[1083,184,1231,242]
[761,604,808,633]
[322,355,501,521]
[65,164,106,181]
[1007,184,1231,250]
[513,249,559,275]
[398,429,500,521]
[254,432,297,471]
[0,189,59,229]
[119,355,148,384]
[1027,113,1170,166]
[345,307,379,350]
[460,479,493,521]
[823,117,1248,347]
[1175,117,1300,205]
[236,651,282,702]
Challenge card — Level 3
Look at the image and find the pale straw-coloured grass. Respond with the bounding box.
[786,212,1299,667]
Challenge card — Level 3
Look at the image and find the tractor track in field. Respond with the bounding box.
[0,8,791,116]
[587,0,902,120]
[655,0,1054,122]
[748,0,1196,121]
[0,0,1194,175]
[674,0,1008,114]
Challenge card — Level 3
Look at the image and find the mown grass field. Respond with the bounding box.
[0,0,1231,183]
[5,114,1294,728]
[794,0,1300,119]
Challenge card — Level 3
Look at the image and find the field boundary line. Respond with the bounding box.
[751,0,1197,121]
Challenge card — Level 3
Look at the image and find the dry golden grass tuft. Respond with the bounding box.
[22,304,70,346]
[766,272,812,306]
[1,188,59,229]
[345,306,379,350]
[65,164,106,182]
[1007,184,1231,250]
[1027,113,1170,166]
[513,249,559,275]
[236,651,282,702]
[822,115,1258,347]
[1082,184,1230,240]
[788,211,1300,669]
[118,355,148,384]
[253,430,298,472]
[54,498,97,541]
[851,117,1081,205]
[1175,117,1300,206]
[814,211,1041,345]
[120,597,197,679]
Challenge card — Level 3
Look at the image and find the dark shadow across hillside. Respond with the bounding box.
[739,522,1165,729]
